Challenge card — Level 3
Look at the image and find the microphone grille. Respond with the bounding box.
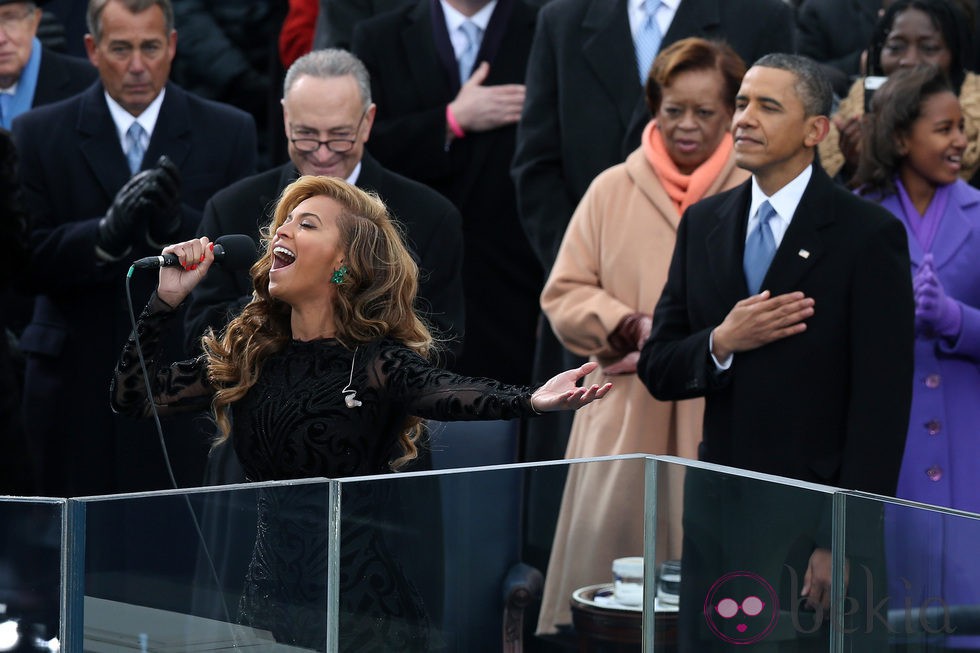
[214,234,259,270]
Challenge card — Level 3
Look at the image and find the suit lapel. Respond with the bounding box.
[32,48,66,107]
[878,192,923,266]
[582,0,642,130]
[143,83,191,171]
[930,181,975,270]
[477,0,515,67]
[422,1,458,97]
[625,148,680,230]
[762,166,830,294]
[706,180,751,301]
[355,152,384,194]
[76,84,130,200]
[662,0,721,44]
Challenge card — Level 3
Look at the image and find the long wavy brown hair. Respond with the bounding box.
[201,175,434,469]
[853,65,954,198]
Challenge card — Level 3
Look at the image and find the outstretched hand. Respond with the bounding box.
[530,361,612,413]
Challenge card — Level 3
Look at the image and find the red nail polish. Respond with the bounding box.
[200,254,205,262]
[209,243,215,251]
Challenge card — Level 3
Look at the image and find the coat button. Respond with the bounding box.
[925,420,941,436]
[926,466,943,482]
[925,374,941,389]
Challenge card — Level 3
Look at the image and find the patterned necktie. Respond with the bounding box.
[743,201,778,295]
[125,122,146,175]
[634,0,663,83]
[457,20,482,84]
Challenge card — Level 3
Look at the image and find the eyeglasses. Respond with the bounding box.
[289,111,368,154]
[0,6,35,35]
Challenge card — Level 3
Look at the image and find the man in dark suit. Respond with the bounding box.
[0,0,97,339]
[638,54,913,650]
[0,0,97,130]
[185,47,465,373]
[510,2,797,571]
[351,0,542,385]
[11,0,256,497]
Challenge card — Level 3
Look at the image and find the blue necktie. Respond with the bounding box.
[743,201,778,295]
[125,122,146,175]
[0,94,10,130]
[634,0,662,83]
[458,20,482,84]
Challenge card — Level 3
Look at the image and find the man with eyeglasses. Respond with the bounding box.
[10,0,256,497]
[0,0,96,129]
[185,48,464,366]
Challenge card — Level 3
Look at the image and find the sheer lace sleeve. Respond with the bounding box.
[110,293,214,418]
[373,341,538,420]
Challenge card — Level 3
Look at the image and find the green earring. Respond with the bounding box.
[331,265,349,284]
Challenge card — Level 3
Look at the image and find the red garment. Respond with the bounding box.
[280,0,318,69]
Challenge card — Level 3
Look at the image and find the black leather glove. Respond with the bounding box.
[96,168,158,260]
[143,155,182,247]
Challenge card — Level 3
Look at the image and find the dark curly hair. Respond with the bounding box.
[867,0,972,93]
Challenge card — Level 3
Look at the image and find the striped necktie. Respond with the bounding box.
[125,122,146,175]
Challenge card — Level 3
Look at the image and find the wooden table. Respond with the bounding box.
[569,584,678,652]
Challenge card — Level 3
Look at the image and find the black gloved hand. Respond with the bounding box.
[143,155,182,247]
[96,168,158,260]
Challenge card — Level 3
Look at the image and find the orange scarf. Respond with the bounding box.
[642,120,734,215]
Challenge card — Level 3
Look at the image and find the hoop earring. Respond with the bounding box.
[331,265,349,285]
[342,346,362,408]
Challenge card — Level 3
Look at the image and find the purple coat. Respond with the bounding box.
[878,180,980,625]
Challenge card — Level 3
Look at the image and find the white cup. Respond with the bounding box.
[612,557,644,606]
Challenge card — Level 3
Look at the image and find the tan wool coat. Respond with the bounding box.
[536,144,749,634]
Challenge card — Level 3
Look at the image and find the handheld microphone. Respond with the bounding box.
[132,234,257,270]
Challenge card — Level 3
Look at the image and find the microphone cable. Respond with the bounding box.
[123,266,239,640]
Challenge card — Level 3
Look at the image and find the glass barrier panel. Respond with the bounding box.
[76,479,332,652]
[333,455,651,653]
[0,496,63,652]
[648,456,841,652]
[842,491,980,652]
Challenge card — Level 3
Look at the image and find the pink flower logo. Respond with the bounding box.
[704,571,779,644]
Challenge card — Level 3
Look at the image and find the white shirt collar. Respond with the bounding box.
[441,0,497,59]
[746,164,813,247]
[345,161,362,186]
[441,0,496,32]
[0,81,18,94]
[105,87,166,150]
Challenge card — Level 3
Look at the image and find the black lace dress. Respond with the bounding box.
[111,295,538,651]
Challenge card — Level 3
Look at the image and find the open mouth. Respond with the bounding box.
[271,245,295,270]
